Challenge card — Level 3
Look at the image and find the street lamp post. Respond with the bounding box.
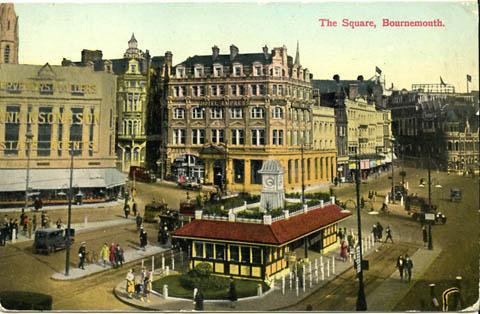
[355,150,367,310]
[24,130,34,214]
[427,153,433,250]
[390,139,396,204]
[65,146,74,276]
[301,141,305,205]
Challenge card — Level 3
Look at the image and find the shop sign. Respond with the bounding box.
[349,162,357,170]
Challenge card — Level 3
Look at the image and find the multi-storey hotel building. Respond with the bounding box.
[0,63,124,206]
[157,44,336,192]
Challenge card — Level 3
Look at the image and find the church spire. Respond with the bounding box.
[0,3,19,64]
[128,33,138,49]
[294,40,301,66]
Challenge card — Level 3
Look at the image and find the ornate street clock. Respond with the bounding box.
[259,160,285,212]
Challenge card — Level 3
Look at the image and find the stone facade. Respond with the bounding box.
[388,87,479,172]
[156,44,336,192]
[0,63,123,202]
[62,35,167,172]
[0,3,18,64]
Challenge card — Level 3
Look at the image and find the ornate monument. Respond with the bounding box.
[259,160,285,212]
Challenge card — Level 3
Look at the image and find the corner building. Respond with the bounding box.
[0,63,124,205]
[158,44,336,192]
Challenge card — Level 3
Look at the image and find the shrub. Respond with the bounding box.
[0,291,52,310]
[179,263,229,291]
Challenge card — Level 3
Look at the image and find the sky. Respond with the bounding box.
[13,1,479,92]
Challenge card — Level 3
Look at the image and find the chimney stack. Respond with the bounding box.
[357,75,364,82]
[212,45,220,60]
[333,74,340,82]
[262,45,269,59]
[349,84,359,100]
[230,44,239,61]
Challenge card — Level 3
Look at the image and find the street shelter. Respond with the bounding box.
[172,203,351,280]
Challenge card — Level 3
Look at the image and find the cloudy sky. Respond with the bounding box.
[14,1,479,91]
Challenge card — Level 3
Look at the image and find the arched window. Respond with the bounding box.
[4,45,10,64]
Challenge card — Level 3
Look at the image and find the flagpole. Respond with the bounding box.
[466,78,469,93]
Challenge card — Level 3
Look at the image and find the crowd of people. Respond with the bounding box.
[125,267,153,302]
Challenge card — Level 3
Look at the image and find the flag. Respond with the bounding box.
[375,66,382,75]
[467,74,472,82]
[440,76,446,86]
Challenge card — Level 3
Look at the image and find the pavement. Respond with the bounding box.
[112,241,442,312]
[3,216,136,244]
[0,200,124,213]
[51,244,171,280]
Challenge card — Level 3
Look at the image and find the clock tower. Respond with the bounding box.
[259,160,285,212]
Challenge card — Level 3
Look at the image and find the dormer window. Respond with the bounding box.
[255,66,262,76]
[274,67,281,77]
[194,66,204,78]
[214,65,223,77]
[39,83,54,95]
[177,68,185,78]
[130,65,136,73]
[232,64,242,76]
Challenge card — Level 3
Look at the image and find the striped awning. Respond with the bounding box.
[0,168,126,192]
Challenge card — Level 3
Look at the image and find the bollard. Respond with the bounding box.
[295,277,299,296]
[327,259,330,277]
[12,229,16,243]
[406,181,409,190]
[257,283,263,296]
[320,263,325,281]
[315,258,318,272]
[165,266,170,275]
[349,251,352,263]
[289,271,293,290]
[314,268,319,284]
[308,263,312,288]
[84,215,88,228]
[332,256,335,274]
[320,255,323,265]
[141,258,144,268]
[193,288,198,300]
[171,256,175,270]
[151,256,155,273]
[282,275,285,295]
[429,284,440,309]
[163,284,168,299]
[302,265,306,292]
[161,254,165,270]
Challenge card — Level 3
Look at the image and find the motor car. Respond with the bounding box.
[392,185,408,201]
[450,188,462,202]
[129,166,156,183]
[33,228,75,254]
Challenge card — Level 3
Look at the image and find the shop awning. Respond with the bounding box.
[0,168,126,192]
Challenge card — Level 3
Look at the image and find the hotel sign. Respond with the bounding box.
[0,141,95,152]
[0,81,97,94]
[199,100,249,106]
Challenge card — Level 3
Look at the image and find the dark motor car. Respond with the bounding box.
[391,185,408,201]
[33,228,75,254]
[450,188,462,202]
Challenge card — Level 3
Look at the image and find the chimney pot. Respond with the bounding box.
[212,45,220,60]
[230,44,239,61]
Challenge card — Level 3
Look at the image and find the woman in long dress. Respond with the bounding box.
[126,269,135,298]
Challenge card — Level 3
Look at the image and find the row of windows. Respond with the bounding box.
[193,242,285,264]
[122,119,142,136]
[172,128,309,146]
[173,106,284,120]
[172,84,311,100]
[176,64,309,81]
[124,93,142,112]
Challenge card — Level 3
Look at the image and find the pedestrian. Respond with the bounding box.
[3,214,8,227]
[143,271,152,303]
[12,219,18,239]
[377,222,383,241]
[297,262,304,288]
[422,225,428,247]
[340,239,348,262]
[109,243,117,267]
[396,255,405,281]
[139,228,147,250]
[22,215,28,234]
[126,269,135,298]
[194,288,204,311]
[132,202,137,217]
[124,202,130,219]
[0,227,6,246]
[78,242,86,270]
[136,213,143,231]
[40,212,46,228]
[228,276,237,308]
[115,244,125,267]
[361,197,365,208]
[20,212,25,229]
[385,226,393,243]
[32,214,37,231]
[34,197,43,211]
[337,228,344,241]
[56,218,62,229]
[372,224,378,242]
[404,254,413,282]
[27,219,32,239]
[100,243,110,267]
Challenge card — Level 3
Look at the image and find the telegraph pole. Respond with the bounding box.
[24,130,34,214]
[65,146,74,276]
[355,148,367,310]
